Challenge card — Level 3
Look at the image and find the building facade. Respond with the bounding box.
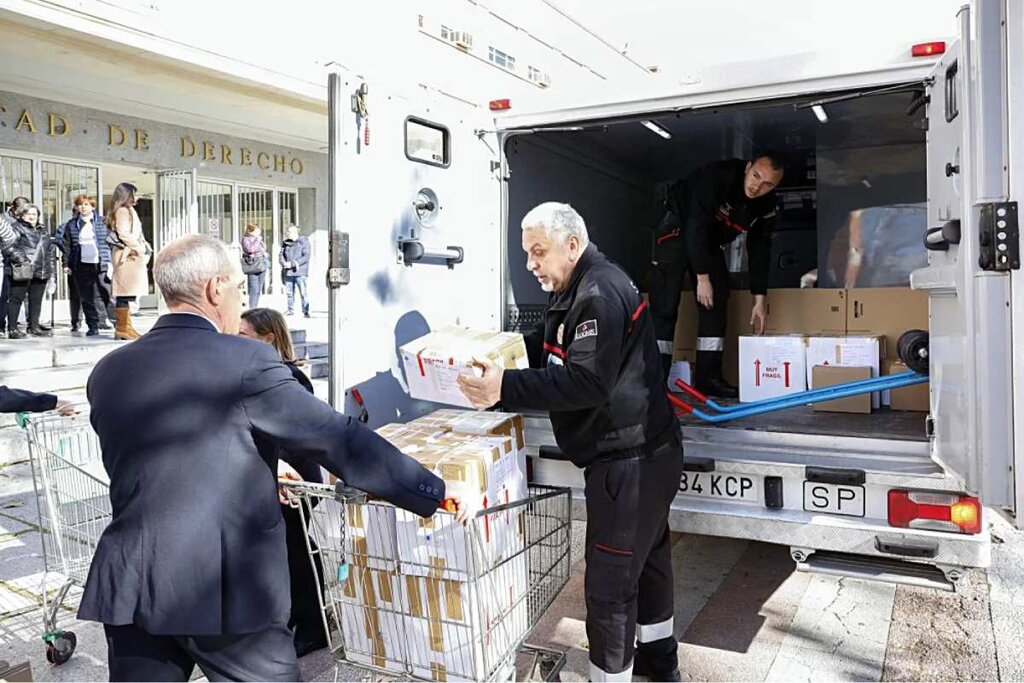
[0,0,647,311]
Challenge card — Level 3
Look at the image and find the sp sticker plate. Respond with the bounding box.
[575,319,598,340]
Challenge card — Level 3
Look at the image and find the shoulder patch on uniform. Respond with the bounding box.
[575,319,598,340]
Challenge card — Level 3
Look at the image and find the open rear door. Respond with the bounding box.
[912,1,1016,509]
[326,69,502,423]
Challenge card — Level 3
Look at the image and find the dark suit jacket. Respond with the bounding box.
[0,386,57,413]
[78,314,445,635]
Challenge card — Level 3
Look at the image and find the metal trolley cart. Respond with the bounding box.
[281,481,573,681]
[16,407,109,665]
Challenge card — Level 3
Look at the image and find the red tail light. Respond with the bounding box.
[912,41,946,57]
[888,490,981,534]
[489,99,511,111]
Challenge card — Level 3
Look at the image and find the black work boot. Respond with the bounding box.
[634,636,681,682]
[694,350,738,399]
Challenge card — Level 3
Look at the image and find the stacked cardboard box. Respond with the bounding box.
[882,359,930,411]
[337,411,532,681]
[677,287,927,393]
[400,326,530,408]
[339,565,407,674]
[805,335,884,409]
[400,553,530,680]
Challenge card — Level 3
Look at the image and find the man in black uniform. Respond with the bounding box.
[650,153,785,398]
[459,202,684,681]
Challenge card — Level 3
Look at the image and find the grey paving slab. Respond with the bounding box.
[882,569,997,682]
[766,575,896,682]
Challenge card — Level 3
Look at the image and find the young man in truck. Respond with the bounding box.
[459,202,684,681]
[649,152,785,398]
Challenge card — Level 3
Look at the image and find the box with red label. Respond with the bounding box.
[399,326,530,408]
[738,336,808,403]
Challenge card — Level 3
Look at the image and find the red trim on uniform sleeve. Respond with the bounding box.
[543,342,566,359]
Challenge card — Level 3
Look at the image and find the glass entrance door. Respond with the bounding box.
[41,161,99,301]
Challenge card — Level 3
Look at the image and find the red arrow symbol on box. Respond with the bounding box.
[754,359,762,387]
[784,361,791,387]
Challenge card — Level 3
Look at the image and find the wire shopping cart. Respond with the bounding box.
[282,481,573,682]
[16,407,109,665]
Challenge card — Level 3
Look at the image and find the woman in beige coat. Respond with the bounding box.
[105,182,150,340]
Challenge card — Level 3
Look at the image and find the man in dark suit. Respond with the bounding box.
[79,235,474,682]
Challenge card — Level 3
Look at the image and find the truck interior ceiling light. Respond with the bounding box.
[640,120,672,139]
[912,41,946,57]
[811,105,829,123]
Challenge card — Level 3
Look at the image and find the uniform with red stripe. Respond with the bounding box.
[501,241,682,680]
[502,244,676,464]
[648,156,783,397]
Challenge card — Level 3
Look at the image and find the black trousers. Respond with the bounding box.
[0,273,9,331]
[583,435,684,677]
[7,278,46,331]
[649,212,730,380]
[283,501,327,648]
[70,264,111,329]
[104,622,300,682]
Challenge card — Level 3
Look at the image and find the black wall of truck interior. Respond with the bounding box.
[504,90,928,315]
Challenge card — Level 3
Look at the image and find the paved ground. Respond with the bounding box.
[1,461,1022,683]
[3,319,1024,681]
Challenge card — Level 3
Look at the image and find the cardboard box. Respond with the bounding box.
[408,410,528,502]
[339,566,406,674]
[811,365,873,413]
[376,427,526,579]
[764,288,848,335]
[402,554,529,681]
[672,294,698,361]
[345,500,399,571]
[400,326,530,408]
[738,336,807,402]
[804,335,883,409]
[847,287,928,359]
[883,359,930,412]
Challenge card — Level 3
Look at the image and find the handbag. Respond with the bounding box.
[11,262,34,282]
[241,252,266,275]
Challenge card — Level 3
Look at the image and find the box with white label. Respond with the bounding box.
[400,326,530,408]
[738,336,807,403]
[401,553,529,681]
[805,335,883,409]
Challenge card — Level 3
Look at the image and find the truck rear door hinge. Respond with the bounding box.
[978,202,1019,271]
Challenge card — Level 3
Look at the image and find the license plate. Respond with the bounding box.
[679,472,758,502]
[803,482,866,517]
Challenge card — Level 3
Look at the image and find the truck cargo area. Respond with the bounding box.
[503,87,937,474]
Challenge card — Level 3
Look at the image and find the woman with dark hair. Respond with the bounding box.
[105,182,150,340]
[239,307,327,657]
[1,203,54,338]
[56,195,112,336]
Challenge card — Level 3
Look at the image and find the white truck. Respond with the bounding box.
[324,0,1022,590]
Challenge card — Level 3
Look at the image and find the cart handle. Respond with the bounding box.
[673,379,709,405]
[666,392,695,414]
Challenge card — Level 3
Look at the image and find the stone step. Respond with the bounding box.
[0,343,54,373]
[0,336,124,373]
[0,426,30,467]
[294,341,328,361]
[54,339,125,368]
[289,328,307,345]
[305,357,329,380]
[1,364,92,397]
